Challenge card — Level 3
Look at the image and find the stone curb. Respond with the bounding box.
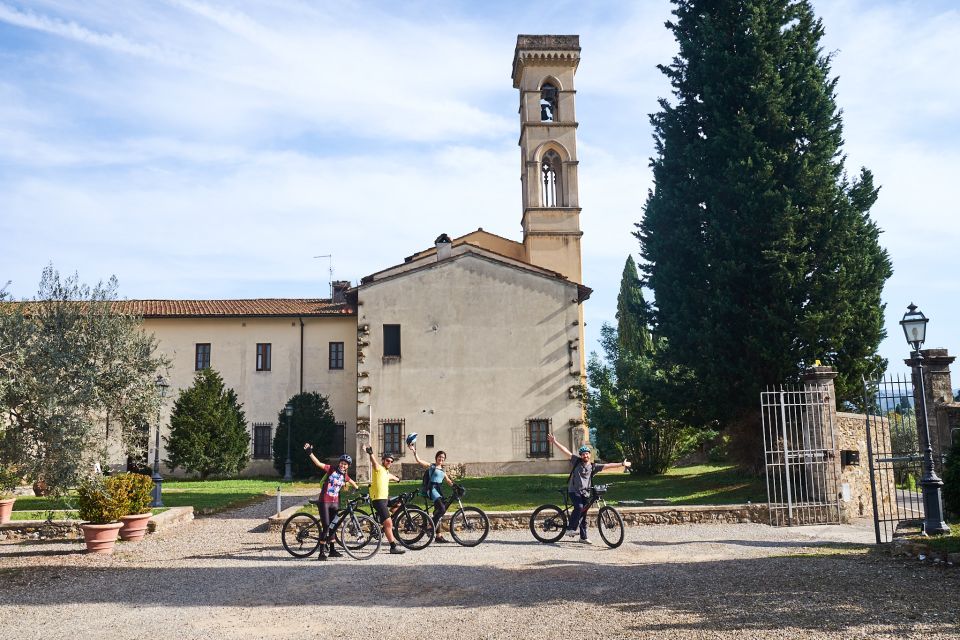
[0,506,194,542]
[889,538,959,568]
[267,502,770,532]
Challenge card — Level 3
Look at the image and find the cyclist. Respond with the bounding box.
[408,443,456,543]
[364,445,406,555]
[546,433,631,544]
[304,443,359,560]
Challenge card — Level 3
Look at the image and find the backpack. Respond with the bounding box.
[420,464,437,498]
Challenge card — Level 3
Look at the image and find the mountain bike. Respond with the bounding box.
[529,483,625,548]
[281,493,382,560]
[423,483,490,547]
[385,490,436,550]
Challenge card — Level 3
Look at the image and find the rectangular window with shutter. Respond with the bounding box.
[527,418,552,458]
[253,423,272,459]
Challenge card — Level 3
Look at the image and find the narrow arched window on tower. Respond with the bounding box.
[540,82,558,122]
[541,150,563,207]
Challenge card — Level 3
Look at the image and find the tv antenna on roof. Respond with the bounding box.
[313,254,333,300]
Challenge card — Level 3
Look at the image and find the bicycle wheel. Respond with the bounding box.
[337,514,382,560]
[597,505,625,548]
[449,507,489,547]
[394,508,435,550]
[281,512,323,558]
[529,504,567,543]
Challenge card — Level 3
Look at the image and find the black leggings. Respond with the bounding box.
[318,502,338,542]
[432,498,448,527]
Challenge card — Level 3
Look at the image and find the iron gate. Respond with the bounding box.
[864,374,924,543]
[761,384,841,526]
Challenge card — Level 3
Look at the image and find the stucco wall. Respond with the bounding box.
[143,315,356,476]
[357,253,582,475]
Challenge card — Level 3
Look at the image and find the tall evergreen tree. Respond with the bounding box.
[637,0,892,462]
[272,392,340,479]
[165,369,250,478]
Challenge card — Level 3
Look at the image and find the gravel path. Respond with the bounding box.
[1,496,958,639]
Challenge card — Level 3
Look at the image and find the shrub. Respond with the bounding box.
[0,464,19,499]
[108,472,154,515]
[76,476,126,524]
[943,437,960,519]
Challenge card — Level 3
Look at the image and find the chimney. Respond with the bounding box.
[435,233,452,261]
[331,280,350,303]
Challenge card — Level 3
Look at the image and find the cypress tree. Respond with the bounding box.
[637,0,892,460]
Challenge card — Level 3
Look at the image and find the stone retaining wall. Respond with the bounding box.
[268,502,769,531]
[0,506,194,542]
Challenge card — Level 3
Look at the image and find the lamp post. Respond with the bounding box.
[151,375,170,508]
[283,402,294,482]
[900,303,950,536]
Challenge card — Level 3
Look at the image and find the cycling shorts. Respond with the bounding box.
[371,499,391,522]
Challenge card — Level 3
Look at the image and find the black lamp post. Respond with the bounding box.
[283,402,294,482]
[151,375,170,508]
[900,303,950,536]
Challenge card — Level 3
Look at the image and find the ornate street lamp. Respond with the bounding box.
[899,304,949,536]
[283,403,294,482]
[151,375,170,508]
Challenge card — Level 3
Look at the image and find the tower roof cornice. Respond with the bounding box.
[512,34,581,88]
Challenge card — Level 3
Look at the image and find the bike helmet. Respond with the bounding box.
[339,454,353,465]
[578,445,591,454]
[405,432,418,445]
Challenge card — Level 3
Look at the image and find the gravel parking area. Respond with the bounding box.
[1,496,958,639]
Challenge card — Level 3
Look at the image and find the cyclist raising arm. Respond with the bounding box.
[304,444,359,560]
[546,433,631,544]
[365,445,406,555]
[409,443,455,543]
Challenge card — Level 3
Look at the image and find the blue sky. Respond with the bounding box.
[1,0,958,377]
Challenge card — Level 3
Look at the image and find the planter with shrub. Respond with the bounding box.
[76,476,127,554]
[0,465,19,525]
[112,473,155,542]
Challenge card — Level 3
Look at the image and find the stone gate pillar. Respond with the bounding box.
[904,348,957,472]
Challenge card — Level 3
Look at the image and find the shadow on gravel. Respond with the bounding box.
[635,539,872,551]
[0,552,957,635]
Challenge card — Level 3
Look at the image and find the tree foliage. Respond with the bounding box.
[588,257,704,475]
[943,436,960,519]
[636,0,892,462]
[272,392,340,479]
[0,266,166,496]
[165,368,250,479]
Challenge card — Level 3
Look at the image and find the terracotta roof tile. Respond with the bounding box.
[110,299,354,318]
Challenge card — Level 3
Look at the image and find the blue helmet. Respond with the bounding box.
[578,446,591,454]
[339,454,353,465]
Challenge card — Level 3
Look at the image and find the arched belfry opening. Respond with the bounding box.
[541,149,563,207]
[540,81,559,122]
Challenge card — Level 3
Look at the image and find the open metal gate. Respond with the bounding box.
[864,374,924,543]
[761,384,841,526]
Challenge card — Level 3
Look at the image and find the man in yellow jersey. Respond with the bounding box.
[365,445,405,555]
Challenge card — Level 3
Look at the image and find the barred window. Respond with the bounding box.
[335,421,346,454]
[329,342,344,370]
[379,419,405,457]
[195,343,211,370]
[253,423,272,459]
[256,343,271,372]
[527,418,552,458]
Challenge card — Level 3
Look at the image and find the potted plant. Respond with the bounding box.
[76,475,127,554]
[0,464,19,525]
[111,473,155,542]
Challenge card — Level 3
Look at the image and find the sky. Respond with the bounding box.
[1,0,958,379]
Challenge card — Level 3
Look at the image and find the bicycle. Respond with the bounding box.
[358,490,436,551]
[281,493,382,560]
[529,483,625,548]
[423,483,490,547]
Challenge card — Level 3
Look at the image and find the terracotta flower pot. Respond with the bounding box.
[119,512,153,542]
[80,522,124,554]
[0,498,15,525]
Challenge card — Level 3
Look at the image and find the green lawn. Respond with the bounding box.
[9,478,318,517]
[7,465,765,517]
[913,523,960,554]
[8,508,168,521]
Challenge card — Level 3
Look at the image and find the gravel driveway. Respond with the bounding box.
[1,496,957,639]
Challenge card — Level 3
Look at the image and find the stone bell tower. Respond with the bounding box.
[512,35,583,284]
[513,35,588,446]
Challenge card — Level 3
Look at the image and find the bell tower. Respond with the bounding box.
[512,35,583,284]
